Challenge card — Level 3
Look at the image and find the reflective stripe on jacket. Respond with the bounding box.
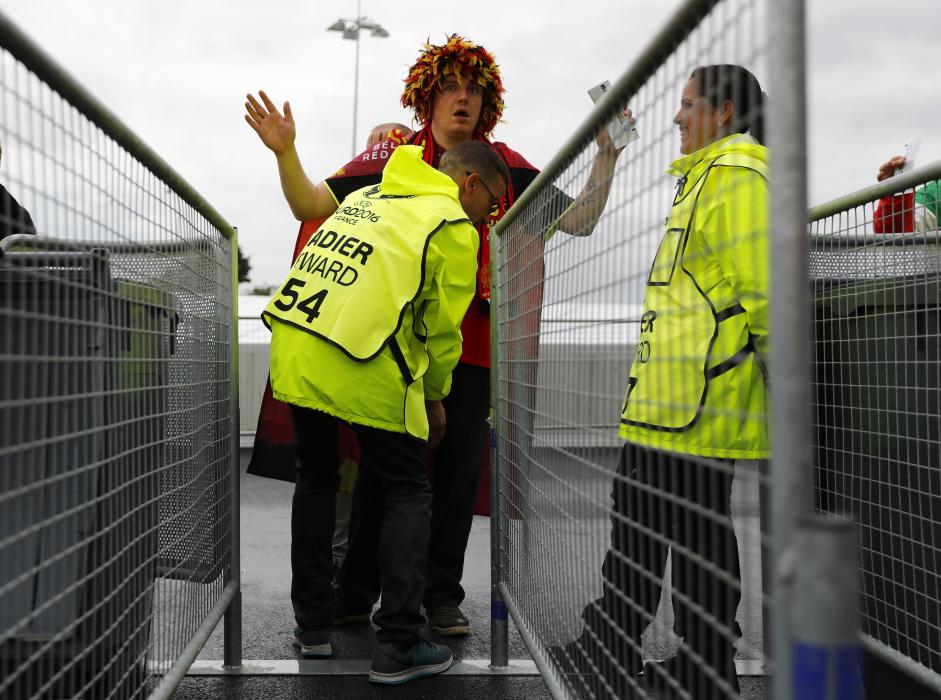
[619,134,770,459]
[263,145,478,440]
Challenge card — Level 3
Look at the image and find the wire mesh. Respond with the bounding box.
[237,314,270,438]
[491,1,771,698]
[0,28,236,700]
[810,166,941,684]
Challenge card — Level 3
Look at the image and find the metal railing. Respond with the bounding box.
[0,10,240,700]
[809,160,941,694]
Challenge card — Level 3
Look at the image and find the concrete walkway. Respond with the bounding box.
[173,450,548,698]
[166,449,771,698]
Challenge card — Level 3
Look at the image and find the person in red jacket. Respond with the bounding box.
[873,154,941,233]
[245,34,626,638]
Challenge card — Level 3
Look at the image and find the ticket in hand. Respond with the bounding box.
[587,80,639,150]
[900,136,922,174]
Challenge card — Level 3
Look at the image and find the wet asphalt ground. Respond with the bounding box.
[162,448,771,699]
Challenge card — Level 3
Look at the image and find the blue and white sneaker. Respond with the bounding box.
[292,626,332,658]
[368,639,453,684]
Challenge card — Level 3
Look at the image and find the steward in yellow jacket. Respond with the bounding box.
[264,143,503,440]
[619,132,770,459]
[258,140,509,673]
[583,65,769,700]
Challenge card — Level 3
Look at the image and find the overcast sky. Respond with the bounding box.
[1,0,939,287]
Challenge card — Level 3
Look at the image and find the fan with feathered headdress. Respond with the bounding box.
[400,34,505,139]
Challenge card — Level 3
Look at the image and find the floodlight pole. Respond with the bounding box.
[327,0,389,159]
[352,15,361,159]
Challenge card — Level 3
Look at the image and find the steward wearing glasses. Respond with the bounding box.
[261,141,508,684]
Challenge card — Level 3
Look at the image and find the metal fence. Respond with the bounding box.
[489,0,781,698]
[809,160,941,694]
[0,12,240,700]
[237,314,270,440]
[484,0,855,696]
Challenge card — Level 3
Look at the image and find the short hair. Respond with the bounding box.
[440,141,511,187]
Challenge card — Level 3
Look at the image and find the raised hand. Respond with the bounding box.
[245,90,296,155]
[877,155,907,182]
[595,107,635,155]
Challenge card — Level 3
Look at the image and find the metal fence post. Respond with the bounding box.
[768,0,814,698]
[224,229,243,669]
[789,517,861,699]
[489,229,510,669]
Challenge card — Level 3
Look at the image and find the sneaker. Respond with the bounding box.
[332,598,372,627]
[368,640,453,685]
[291,626,332,658]
[427,606,470,636]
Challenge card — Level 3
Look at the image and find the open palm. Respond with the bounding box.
[245,90,296,154]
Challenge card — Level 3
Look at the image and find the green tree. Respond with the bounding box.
[237,245,251,283]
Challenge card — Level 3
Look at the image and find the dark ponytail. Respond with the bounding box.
[690,64,766,145]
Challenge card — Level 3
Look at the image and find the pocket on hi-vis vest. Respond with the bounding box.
[647,228,685,286]
[621,350,708,431]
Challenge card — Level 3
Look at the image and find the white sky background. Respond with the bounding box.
[0,0,939,287]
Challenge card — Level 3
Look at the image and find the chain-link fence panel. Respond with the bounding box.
[810,161,941,690]
[237,315,270,440]
[0,13,238,700]
[490,1,776,698]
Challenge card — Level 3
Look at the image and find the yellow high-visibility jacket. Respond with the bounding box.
[619,134,770,459]
[263,145,478,440]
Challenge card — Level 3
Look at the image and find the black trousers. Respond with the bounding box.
[579,442,741,699]
[338,362,490,611]
[290,405,432,645]
[425,363,491,607]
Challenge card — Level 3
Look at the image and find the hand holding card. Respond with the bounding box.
[900,136,922,175]
[587,80,639,150]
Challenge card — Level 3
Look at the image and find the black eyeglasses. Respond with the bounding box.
[467,171,502,216]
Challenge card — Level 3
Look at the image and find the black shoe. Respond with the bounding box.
[291,626,332,658]
[426,606,470,636]
[368,640,453,684]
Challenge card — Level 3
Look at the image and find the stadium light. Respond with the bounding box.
[326,1,390,158]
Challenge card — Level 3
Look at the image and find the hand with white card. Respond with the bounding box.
[901,137,922,174]
[588,80,639,151]
[547,81,635,238]
[876,137,923,181]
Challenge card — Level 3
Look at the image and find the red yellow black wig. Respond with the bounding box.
[400,34,505,138]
